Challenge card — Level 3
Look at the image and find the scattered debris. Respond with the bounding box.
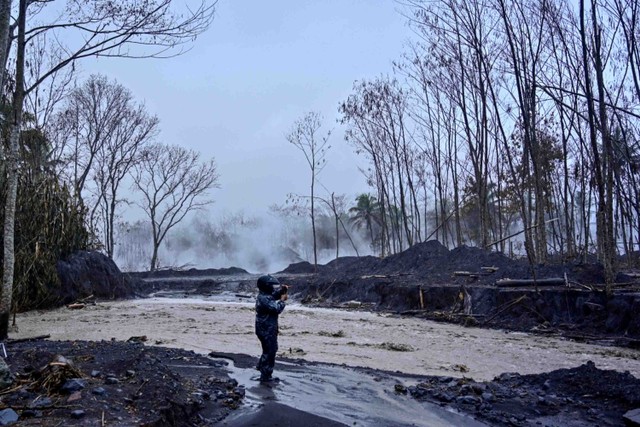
[2,340,237,426]
[342,300,362,309]
[35,355,84,393]
[495,278,566,287]
[451,364,470,373]
[318,330,346,338]
[283,348,306,356]
[379,342,415,352]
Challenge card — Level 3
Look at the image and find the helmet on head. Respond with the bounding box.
[257,275,279,293]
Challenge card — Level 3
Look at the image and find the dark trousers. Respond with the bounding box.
[256,329,278,379]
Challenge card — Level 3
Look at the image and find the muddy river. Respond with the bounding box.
[12,294,640,382]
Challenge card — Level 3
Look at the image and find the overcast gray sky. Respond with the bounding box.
[84,1,412,217]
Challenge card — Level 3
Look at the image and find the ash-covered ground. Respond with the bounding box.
[2,241,640,426]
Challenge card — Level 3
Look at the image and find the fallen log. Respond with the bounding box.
[66,303,85,310]
[453,271,473,277]
[78,294,95,303]
[399,309,484,318]
[495,278,566,287]
[360,273,412,279]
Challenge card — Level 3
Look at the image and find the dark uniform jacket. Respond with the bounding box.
[255,288,286,336]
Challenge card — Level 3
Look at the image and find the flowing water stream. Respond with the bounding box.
[216,357,488,426]
[12,292,640,425]
[14,293,640,381]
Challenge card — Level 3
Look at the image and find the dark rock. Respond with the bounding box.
[232,386,245,398]
[208,359,228,367]
[30,397,52,408]
[56,250,139,305]
[394,384,408,394]
[105,377,119,385]
[497,373,516,382]
[70,410,86,419]
[92,387,106,396]
[456,395,481,405]
[61,378,86,393]
[481,392,495,402]
[624,408,640,426]
[16,388,31,398]
[0,358,13,390]
[90,370,101,378]
[434,392,455,402]
[0,409,18,425]
[192,391,209,400]
[409,386,428,399]
[19,409,40,418]
[0,360,14,390]
[471,383,487,394]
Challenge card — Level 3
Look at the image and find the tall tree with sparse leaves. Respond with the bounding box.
[287,112,331,269]
[0,0,217,339]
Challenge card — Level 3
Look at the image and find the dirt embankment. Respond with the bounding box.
[279,241,640,344]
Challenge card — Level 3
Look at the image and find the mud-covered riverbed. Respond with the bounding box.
[13,296,640,381]
[8,292,640,426]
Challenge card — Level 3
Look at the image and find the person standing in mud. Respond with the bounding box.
[255,274,288,382]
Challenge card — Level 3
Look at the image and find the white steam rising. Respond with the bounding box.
[114,209,371,273]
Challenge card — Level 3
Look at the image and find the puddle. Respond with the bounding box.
[216,357,487,427]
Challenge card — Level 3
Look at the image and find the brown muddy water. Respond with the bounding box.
[13,295,640,381]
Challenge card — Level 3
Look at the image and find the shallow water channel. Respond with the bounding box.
[12,292,640,425]
[217,357,487,426]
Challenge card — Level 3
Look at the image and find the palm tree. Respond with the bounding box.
[349,193,381,252]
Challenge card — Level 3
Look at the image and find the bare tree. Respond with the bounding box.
[0,0,10,92]
[92,81,159,258]
[340,78,418,254]
[56,75,134,202]
[0,0,217,338]
[0,0,26,339]
[22,34,75,133]
[53,75,159,256]
[287,112,331,269]
[132,143,219,271]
